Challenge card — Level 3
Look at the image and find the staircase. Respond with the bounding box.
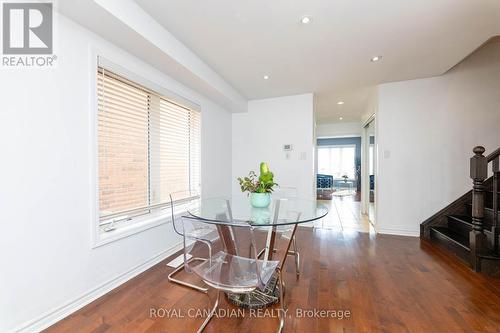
[421,146,500,274]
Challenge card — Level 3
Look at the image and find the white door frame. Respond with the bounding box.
[361,115,376,224]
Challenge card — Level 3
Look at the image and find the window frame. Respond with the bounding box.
[90,53,202,248]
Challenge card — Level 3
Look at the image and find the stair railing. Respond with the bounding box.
[489,148,499,253]
[470,146,500,271]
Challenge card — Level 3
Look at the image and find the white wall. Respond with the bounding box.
[232,94,315,199]
[376,40,500,236]
[0,14,232,333]
[316,122,362,138]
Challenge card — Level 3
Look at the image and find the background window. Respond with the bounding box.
[97,67,201,227]
[317,146,356,179]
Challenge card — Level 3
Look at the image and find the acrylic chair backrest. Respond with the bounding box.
[182,215,272,291]
[169,189,200,236]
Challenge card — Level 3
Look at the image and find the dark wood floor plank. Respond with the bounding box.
[44,228,500,333]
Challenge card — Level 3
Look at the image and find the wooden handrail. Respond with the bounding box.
[487,147,500,162]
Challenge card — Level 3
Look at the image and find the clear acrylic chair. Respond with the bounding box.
[181,215,284,333]
[167,190,211,293]
[270,186,301,277]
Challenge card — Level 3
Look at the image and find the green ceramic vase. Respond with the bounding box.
[250,193,271,208]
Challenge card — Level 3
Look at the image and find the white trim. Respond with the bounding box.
[362,113,376,128]
[316,135,361,139]
[167,253,192,268]
[94,213,173,248]
[361,123,369,215]
[317,143,357,149]
[89,46,100,248]
[361,116,377,225]
[376,228,420,237]
[11,241,183,333]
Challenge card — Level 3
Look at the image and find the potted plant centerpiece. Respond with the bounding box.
[237,162,278,208]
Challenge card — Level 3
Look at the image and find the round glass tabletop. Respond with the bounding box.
[187,196,328,226]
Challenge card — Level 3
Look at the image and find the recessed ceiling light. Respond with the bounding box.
[339,117,343,120]
[263,75,269,80]
[299,15,313,25]
[371,56,382,62]
[337,101,344,105]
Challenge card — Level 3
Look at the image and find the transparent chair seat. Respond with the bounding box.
[190,251,279,293]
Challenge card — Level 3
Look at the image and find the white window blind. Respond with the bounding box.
[97,67,201,226]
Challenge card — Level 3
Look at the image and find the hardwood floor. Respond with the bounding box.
[45,229,500,333]
[314,196,373,233]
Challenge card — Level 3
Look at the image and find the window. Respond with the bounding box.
[97,67,200,230]
[317,145,356,179]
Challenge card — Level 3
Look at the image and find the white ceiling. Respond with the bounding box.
[134,0,500,123]
[58,1,500,123]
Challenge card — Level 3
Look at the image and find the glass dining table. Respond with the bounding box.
[186,195,328,308]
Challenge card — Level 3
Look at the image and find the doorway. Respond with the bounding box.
[317,138,360,198]
[316,137,371,232]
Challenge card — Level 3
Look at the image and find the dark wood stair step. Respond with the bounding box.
[485,190,500,208]
[465,203,497,227]
[447,215,472,237]
[430,226,469,249]
[447,213,497,239]
[477,252,500,260]
[430,226,470,263]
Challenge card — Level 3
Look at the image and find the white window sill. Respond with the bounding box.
[92,209,185,248]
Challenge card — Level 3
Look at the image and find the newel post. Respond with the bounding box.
[470,146,487,271]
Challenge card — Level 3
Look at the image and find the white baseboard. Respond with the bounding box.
[376,227,420,237]
[13,241,183,333]
[166,253,192,268]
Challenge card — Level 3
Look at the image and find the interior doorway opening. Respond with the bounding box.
[316,137,372,232]
[317,138,360,200]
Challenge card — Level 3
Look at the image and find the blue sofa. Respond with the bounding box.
[317,174,334,189]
